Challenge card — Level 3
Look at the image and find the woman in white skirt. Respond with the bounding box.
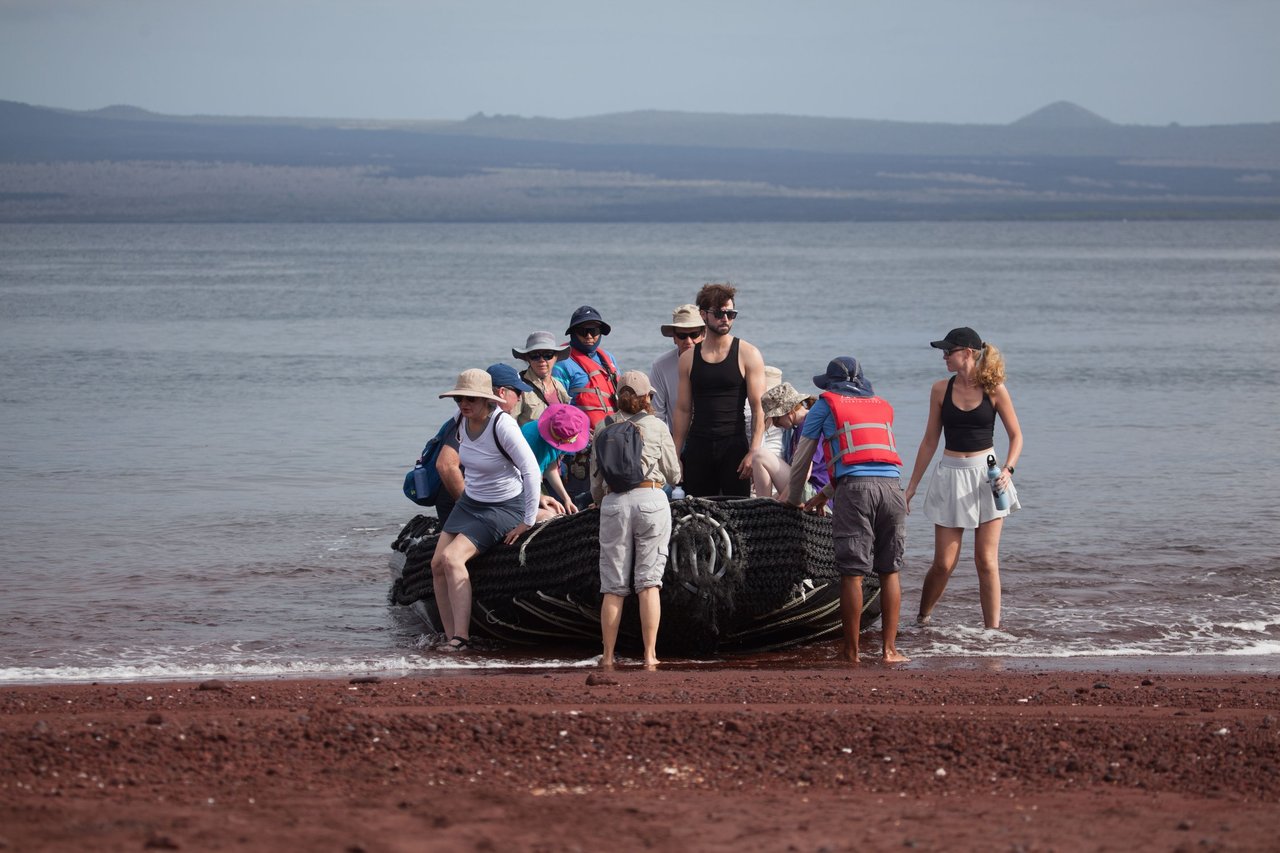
[904,327,1023,629]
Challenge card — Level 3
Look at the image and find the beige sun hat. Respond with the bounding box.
[761,382,806,419]
[439,368,504,404]
[660,304,704,337]
[618,369,652,396]
[764,365,783,390]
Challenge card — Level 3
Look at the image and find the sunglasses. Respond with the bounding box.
[674,330,704,341]
[707,309,738,320]
[527,351,559,361]
[944,348,967,357]
[574,326,603,337]
[457,395,485,404]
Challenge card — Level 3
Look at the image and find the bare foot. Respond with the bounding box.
[599,658,615,669]
[882,649,910,664]
[837,649,861,665]
[643,661,659,670]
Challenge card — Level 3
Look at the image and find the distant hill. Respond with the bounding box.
[1,99,1277,223]
[1013,101,1114,128]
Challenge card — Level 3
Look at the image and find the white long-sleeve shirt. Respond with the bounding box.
[458,411,541,525]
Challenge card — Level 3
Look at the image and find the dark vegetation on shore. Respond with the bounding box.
[1,99,1278,222]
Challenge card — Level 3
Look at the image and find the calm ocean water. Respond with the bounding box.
[2,221,1278,683]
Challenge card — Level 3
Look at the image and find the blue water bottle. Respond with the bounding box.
[987,454,1011,511]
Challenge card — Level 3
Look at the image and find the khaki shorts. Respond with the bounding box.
[832,476,906,577]
[598,487,671,595]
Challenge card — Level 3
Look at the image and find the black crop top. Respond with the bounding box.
[940,376,996,452]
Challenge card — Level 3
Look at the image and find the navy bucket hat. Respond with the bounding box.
[564,305,612,336]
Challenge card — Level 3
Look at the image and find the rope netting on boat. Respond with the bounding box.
[389,497,879,654]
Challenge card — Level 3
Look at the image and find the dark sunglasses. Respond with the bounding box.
[526,351,559,361]
[574,326,603,337]
[708,309,738,320]
[944,348,967,357]
[457,395,485,404]
[674,330,704,341]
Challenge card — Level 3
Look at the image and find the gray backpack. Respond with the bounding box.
[594,416,646,493]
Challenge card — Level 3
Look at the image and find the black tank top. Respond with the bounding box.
[689,338,745,439]
[940,376,996,452]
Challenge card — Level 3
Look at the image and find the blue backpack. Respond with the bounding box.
[403,416,461,506]
[402,413,518,506]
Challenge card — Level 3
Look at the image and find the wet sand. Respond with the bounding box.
[1,666,1277,851]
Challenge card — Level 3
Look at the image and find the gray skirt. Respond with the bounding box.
[443,492,524,552]
[922,454,1020,530]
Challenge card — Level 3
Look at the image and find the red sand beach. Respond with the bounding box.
[1,666,1277,852]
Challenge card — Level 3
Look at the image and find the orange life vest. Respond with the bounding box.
[568,348,619,429]
[821,392,901,471]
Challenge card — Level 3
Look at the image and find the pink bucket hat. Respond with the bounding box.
[537,403,591,453]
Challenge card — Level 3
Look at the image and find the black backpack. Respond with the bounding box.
[594,416,646,493]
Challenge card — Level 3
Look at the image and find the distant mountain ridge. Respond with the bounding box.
[1,98,1277,223]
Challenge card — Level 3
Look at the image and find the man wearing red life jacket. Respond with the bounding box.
[553,305,623,499]
[785,356,909,665]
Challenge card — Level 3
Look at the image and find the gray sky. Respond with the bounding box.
[1,0,1277,125]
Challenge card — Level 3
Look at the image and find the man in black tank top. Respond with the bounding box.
[671,283,767,497]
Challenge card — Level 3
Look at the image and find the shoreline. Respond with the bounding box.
[6,650,1279,690]
[2,666,1277,851]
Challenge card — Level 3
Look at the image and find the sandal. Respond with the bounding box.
[439,636,472,652]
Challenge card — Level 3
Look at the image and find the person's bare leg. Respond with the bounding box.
[430,532,458,637]
[974,517,1005,629]
[637,587,662,666]
[917,526,964,622]
[878,572,909,662]
[436,534,478,641]
[839,576,863,664]
[751,447,789,501]
[599,593,624,667]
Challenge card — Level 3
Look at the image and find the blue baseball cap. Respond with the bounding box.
[486,363,534,393]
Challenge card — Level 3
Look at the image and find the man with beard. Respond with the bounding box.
[671,283,767,497]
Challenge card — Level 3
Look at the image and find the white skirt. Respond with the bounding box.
[922,454,1020,530]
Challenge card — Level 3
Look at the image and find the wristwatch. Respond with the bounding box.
[1004,465,1016,474]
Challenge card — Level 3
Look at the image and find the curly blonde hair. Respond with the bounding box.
[974,342,1007,394]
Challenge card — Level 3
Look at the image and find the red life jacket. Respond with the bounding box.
[568,348,619,429]
[821,391,901,472]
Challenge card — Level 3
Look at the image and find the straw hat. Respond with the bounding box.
[537,403,591,453]
[439,368,503,404]
[512,330,570,361]
[761,382,806,419]
[660,304,704,337]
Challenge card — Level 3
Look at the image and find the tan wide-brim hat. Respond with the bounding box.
[439,368,504,404]
[761,382,807,419]
[660,303,704,337]
[764,365,783,390]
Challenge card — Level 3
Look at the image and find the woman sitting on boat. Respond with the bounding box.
[431,369,542,652]
[521,403,590,516]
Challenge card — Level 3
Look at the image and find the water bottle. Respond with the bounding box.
[670,484,686,501]
[987,454,1011,511]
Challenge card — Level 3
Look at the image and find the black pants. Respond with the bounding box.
[680,433,750,498]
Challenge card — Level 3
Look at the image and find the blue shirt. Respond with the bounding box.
[802,397,902,479]
[520,420,564,475]
[552,348,622,395]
